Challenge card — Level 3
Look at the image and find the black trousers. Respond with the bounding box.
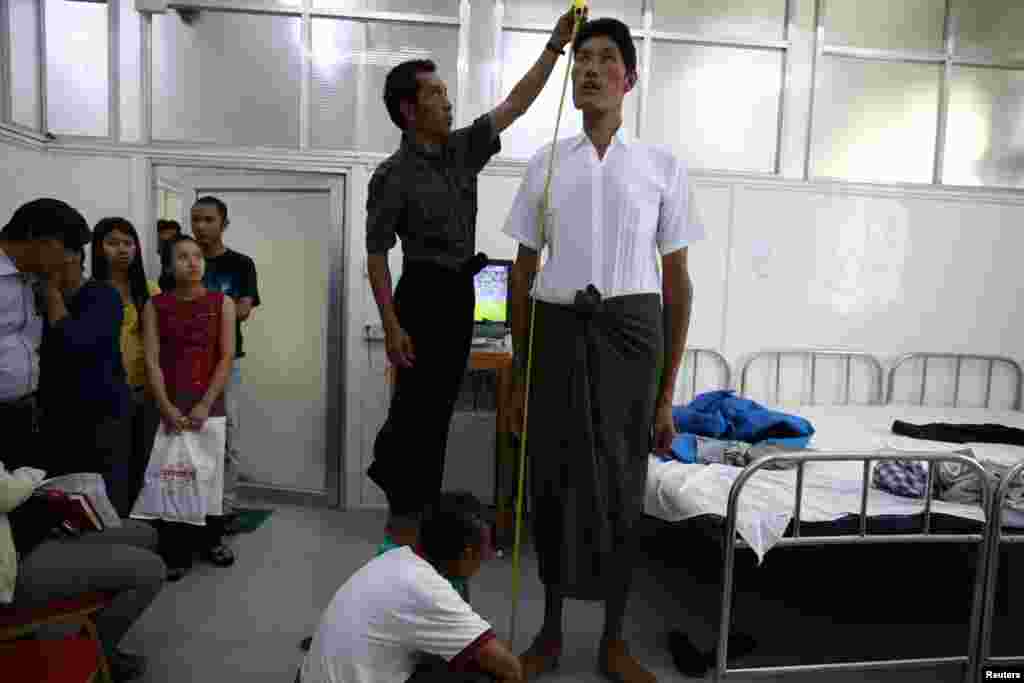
[294,656,494,683]
[368,260,475,518]
[154,517,227,569]
[406,653,496,683]
[119,390,161,517]
[1,395,37,471]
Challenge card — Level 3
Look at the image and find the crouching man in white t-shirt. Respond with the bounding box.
[298,492,523,683]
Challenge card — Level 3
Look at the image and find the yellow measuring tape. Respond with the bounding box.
[509,0,590,647]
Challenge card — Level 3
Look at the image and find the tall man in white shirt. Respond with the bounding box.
[503,18,702,683]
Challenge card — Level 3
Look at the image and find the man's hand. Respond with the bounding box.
[188,402,211,431]
[385,322,415,369]
[652,402,676,455]
[551,6,586,50]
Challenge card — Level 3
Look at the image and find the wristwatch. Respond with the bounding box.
[546,42,564,56]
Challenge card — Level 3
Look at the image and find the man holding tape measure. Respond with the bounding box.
[366,8,585,555]
[504,15,702,683]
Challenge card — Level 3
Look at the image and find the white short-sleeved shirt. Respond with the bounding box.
[300,547,493,683]
[503,127,705,305]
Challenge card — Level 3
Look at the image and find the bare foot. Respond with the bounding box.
[519,632,562,681]
[599,640,656,683]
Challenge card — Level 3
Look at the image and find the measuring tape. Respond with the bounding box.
[508,0,590,647]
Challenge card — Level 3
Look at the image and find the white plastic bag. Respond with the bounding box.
[39,472,122,529]
[130,417,225,526]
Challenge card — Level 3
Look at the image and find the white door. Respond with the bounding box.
[191,187,336,495]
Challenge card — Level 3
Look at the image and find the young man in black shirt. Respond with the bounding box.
[191,195,260,565]
[156,219,182,293]
[365,8,585,550]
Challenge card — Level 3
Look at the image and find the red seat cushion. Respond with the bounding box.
[0,592,113,629]
[0,634,100,682]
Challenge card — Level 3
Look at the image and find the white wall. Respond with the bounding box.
[0,141,152,268]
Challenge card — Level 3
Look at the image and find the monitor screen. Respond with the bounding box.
[473,260,511,325]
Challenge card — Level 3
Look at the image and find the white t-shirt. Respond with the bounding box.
[300,547,493,683]
[503,127,705,305]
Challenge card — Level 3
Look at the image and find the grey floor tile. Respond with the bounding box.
[119,503,978,683]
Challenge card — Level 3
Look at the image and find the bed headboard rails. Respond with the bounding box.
[739,349,885,406]
[672,348,732,405]
[886,353,1024,410]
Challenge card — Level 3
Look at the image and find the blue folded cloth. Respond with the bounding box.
[671,390,815,447]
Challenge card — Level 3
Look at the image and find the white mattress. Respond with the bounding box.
[644,404,1024,562]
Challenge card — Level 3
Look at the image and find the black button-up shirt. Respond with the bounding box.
[365,113,501,271]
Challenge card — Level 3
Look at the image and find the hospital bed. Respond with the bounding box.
[644,349,1023,682]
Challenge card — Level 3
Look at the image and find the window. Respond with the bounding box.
[653,0,787,43]
[9,0,41,130]
[824,0,946,53]
[497,29,640,160]
[45,0,109,137]
[944,66,1024,188]
[647,42,783,174]
[152,11,303,146]
[811,58,940,185]
[313,0,461,15]
[810,0,1024,187]
[502,0,640,29]
[311,18,459,153]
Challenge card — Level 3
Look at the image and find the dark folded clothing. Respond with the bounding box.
[892,420,1024,447]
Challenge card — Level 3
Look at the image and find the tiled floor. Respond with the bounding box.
[118,502,982,682]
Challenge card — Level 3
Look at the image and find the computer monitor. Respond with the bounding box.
[473,259,512,330]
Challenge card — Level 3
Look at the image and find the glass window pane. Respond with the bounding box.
[646,42,781,173]
[944,66,1024,188]
[313,0,461,15]
[954,0,1024,62]
[45,0,109,137]
[811,57,940,184]
[654,0,786,42]
[119,0,142,141]
[10,0,40,130]
[311,19,459,153]
[152,12,303,146]
[826,0,946,52]
[503,0,640,28]
[498,30,639,160]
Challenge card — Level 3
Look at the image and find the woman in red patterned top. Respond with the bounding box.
[142,235,236,580]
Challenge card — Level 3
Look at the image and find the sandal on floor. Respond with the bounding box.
[206,544,235,567]
[598,640,657,683]
[166,566,189,582]
[519,636,562,681]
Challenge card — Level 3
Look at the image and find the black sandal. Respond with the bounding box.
[206,544,235,567]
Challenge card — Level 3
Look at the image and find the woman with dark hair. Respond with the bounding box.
[91,218,161,515]
[142,234,236,580]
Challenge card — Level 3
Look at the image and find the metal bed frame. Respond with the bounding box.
[739,349,886,406]
[715,451,993,683]
[674,348,733,404]
[976,460,1024,680]
[886,353,1024,410]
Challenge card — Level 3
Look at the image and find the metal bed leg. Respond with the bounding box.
[715,515,739,681]
[966,513,994,683]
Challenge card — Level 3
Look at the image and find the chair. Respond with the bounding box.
[0,591,114,682]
